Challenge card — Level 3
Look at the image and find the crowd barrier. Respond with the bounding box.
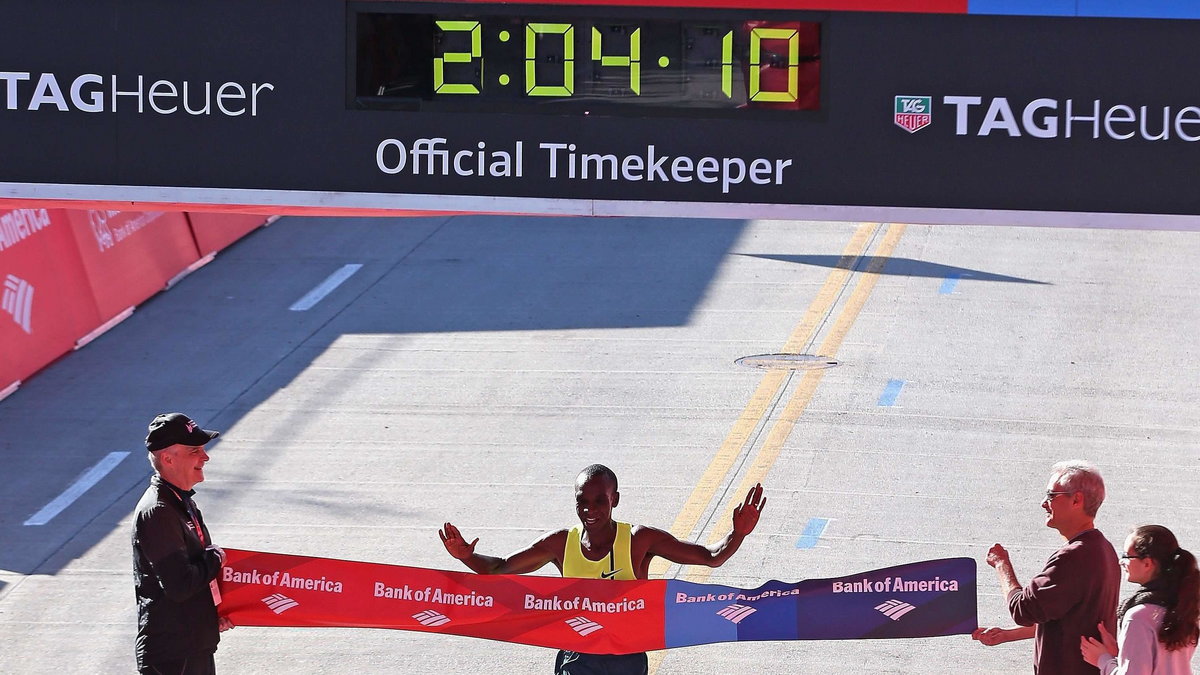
[218,549,976,651]
[0,208,272,399]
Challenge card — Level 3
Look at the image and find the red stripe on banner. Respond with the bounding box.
[219,549,666,654]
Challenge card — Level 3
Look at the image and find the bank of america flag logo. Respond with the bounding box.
[2,274,33,334]
[716,603,757,624]
[894,95,932,133]
[413,610,451,627]
[875,599,917,621]
[262,593,299,614]
[566,616,604,636]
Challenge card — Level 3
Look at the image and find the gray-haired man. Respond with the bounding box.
[974,460,1120,674]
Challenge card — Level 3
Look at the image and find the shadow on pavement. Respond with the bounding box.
[739,254,1051,285]
[1,217,1057,576]
[0,214,748,575]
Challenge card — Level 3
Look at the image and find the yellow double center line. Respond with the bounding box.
[647,221,906,670]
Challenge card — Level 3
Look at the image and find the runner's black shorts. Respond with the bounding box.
[554,650,648,675]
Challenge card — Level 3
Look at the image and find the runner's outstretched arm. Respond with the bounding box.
[439,522,562,575]
[644,483,766,568]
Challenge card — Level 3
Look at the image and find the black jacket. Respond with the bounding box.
[132,475,223,666]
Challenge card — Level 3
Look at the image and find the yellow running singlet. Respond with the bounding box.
[562,522,637,580]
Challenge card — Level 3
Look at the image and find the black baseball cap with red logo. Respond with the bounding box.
[145,413,221,452]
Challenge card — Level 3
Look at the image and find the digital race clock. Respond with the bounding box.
[350,3,821,117]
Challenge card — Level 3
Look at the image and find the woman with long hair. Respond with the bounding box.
[1081,524,1199,674]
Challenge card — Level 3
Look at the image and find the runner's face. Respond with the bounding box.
[575,475,618,531]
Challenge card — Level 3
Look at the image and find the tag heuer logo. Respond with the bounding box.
[894,95,932,133]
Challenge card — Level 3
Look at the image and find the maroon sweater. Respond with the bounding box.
[1008,528,1120,675]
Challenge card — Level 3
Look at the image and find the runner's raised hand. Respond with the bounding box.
[439,522,479,560]
[731,483,766,536]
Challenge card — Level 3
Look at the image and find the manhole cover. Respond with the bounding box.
[734,354,840,371]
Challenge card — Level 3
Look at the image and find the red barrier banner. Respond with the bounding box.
[219,550,977,654]
[219,549,665,654]
[0,208,100,388]
[63,210,200,322]
[185,213,269,256]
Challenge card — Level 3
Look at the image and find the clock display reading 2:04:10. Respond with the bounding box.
[353,9,821,114]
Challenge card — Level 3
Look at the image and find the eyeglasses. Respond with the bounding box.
[1043,491,1074,501]
[1120,553,1148,561]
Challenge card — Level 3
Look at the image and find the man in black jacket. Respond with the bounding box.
[133,413,233,675]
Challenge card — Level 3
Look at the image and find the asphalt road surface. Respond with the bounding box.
[1,215,1197,674]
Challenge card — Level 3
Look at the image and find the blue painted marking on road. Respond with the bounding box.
[939,273,961,295]
[795,517,830,549]
[878,379,905,407]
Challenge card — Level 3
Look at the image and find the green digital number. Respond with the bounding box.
[721,30,733,98]
[749,27,799,103]
[591,26,640,95]
[434,20,482,94]
[526,23,574,97]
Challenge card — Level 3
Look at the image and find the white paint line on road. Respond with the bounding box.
[288,264,363,311]
[24,451,130,526]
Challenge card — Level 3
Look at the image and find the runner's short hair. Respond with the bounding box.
[578,464,618,492]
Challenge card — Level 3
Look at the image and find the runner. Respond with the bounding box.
[439,463,766,674]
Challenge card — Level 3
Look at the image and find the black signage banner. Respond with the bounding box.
[1,1,1199,226]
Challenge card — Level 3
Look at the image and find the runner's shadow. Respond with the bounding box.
[738,254,1051,285]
